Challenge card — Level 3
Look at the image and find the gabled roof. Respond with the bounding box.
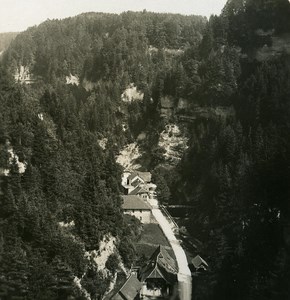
[131,179,142,187]
[122,195,152,210]
[127,171,152,183]
[127,172,145,182]
[139,246,178,284]
[129,186,149,196]
[192,255,208,269]
[111,274,142,300]
[149,245,177,274]
[139,261,177,284]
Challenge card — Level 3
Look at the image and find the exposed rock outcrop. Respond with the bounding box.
[66,73,79,85]
[14,65,34,84]
[121,83,144,102]
[116,143,142,170]
[158,124,188,165]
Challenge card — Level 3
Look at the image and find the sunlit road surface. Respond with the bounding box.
[152,208,192,300]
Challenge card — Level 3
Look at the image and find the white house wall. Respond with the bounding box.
[124,210,152,224]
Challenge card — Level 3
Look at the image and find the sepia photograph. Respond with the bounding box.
[0,0,290,299]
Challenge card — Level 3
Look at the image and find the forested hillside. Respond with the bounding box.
[1,1,290,299]
[0,32,18,53]
[2,12,205,84]
[0,66,137,298]
[0,11,205,299]
[171,0,290,299]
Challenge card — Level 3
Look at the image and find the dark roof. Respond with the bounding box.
[129,186,148,196]
[139,262,177,284]
[111,274,142,300]
[127,172,144,182]
[110,293,123,300]
[139,246,178,284]
[127,171,152,183]
[131,179,142,187]
[192,255,208,269]
[149,245,177,274]
[122,195,152,210]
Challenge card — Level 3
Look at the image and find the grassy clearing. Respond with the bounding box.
[135,223,176,262]
[140,223,170,246]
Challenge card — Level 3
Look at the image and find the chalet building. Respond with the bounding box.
[138,246,178,299]
[127,173,145,186]
[110,246,178,300]
[129,186,149,200]
[127,171,152,186]
[122,195,153,224]
[121,171,132,186]
[111,274,142,300]
[122,171,153,197]
[191,255,208,272]
[122,184,136,195]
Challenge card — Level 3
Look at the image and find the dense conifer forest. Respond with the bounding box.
[0,0,290,299]
[174,1,290,299]
[0,32,18,53]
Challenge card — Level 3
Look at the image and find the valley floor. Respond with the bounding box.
[136,223,175,260]
[151,208,192,300]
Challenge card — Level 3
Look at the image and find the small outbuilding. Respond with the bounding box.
[191,255,208,272]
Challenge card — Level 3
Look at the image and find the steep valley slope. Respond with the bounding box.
[1,1,290,299]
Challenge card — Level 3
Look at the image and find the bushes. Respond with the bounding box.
[106,254,120,274]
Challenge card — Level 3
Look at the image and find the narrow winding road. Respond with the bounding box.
[151,208,192,300]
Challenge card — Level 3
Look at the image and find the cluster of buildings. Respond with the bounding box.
[121,171,158,224]
[112,170,208,299]
[110,171,179,299]
[111,245,178,300]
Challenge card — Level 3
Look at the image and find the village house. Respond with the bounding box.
[122,195,153,224]
[121,171,135,194]
[121,171,132,186]
[110,246,178,300]
[127,172,145,186]
[122,171,153,197]
[129,186,150,201]
[111,274,142,300]
[122,184,136,195]
[138,245,178,299]
[127,171,152,185]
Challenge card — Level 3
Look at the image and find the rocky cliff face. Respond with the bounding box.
[14,65,34,84]
[157,95,235,165]
[116,143,142,170]
[158,124,188,166]
[121,84,144,102]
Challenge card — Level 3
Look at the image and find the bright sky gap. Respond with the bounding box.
[0,0,227,32]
